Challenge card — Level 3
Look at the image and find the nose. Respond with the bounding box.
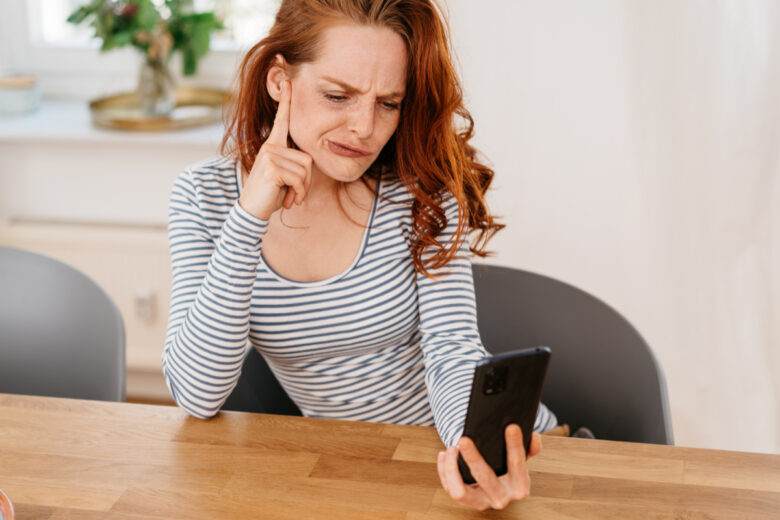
[346,99,375,139]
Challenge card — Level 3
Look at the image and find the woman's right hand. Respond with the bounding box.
[238,79,313,221]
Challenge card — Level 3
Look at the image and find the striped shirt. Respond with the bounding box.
[162,155,557,448]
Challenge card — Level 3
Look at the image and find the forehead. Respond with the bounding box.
[303,23,407,92]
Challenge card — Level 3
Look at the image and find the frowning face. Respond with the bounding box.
[268,23,407,183]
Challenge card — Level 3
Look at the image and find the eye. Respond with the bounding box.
[324,93,347,103]
[381,101,400,111]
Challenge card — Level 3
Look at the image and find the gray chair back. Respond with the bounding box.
[472,264,674,445]
[223,348,302,416]
[0,246,126,401]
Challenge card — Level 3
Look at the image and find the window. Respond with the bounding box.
[210,0,281,50]
[0,0,281,100]
[31,0,280,51]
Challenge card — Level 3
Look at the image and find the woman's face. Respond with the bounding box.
[268,23,407,183]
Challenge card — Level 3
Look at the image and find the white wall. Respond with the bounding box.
[446,0,779,453]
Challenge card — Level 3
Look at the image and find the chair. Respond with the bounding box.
[223,264,674,445]
[0,246,126,401]
[471,264,674,445]
[222,344,302,416]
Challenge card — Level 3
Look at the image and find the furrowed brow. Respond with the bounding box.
[321,75,404,99]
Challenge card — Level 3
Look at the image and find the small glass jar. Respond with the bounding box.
[0,73,41,115]
[0,488,14,520]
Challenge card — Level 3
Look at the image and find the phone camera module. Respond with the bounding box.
[483,365,508,395]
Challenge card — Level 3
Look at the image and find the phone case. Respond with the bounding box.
[457,346,551,485]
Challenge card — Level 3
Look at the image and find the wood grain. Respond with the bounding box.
[1,393,778,519]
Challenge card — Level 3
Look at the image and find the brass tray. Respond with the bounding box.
[89,86,231,131]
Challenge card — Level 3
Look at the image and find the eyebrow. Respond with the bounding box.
[320,75,404,99]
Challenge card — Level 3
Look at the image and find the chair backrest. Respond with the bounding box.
[472,264,674,445]
[0,246,126,401]
[222,345,301,416]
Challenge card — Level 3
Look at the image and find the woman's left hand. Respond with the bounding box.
[436,424,542,511]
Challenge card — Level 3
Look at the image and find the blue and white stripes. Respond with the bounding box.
[162,155,557,448]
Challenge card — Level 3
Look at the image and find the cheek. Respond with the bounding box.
[288,94,341,146]
[376,116,400,146]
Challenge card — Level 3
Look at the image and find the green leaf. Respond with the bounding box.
[112,30,134,47]
[191,12,216,24]
[191,24,210,57]
[182,47,197,76]
[100,37,115,51]
[165,0,190,14]
[135,0,160,31]
[67,0,104,23]
[66,6,91,24]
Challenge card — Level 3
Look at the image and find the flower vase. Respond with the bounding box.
[138,58,175,117]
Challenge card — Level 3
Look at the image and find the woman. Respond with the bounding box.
[163,0,558,511]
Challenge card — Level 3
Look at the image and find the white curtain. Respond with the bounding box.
[449,0,779,453]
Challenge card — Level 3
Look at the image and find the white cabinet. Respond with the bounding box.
[0,100,223,403]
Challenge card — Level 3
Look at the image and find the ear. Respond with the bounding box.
[266,53,289,102]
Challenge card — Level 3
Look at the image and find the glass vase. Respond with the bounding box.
[137,58,176,117]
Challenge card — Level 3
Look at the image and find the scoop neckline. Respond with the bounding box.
[235,158,382,288]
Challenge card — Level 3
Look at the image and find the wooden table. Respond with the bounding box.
[0,394,778,519]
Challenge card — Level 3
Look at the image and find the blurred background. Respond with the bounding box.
[0,0,777,454]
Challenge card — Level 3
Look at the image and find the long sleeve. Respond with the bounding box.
[162,170,269,418]
[416,194,557,448]
[416,194,489,448]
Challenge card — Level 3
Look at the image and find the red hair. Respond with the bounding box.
[219,0,504,280]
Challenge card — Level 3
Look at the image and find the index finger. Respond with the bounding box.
[457,437,506,504]
[267,79,290,145]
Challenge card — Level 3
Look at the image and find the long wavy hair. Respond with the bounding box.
[219,0,505,280]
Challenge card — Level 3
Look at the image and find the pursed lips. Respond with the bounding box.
[328,139,371,157]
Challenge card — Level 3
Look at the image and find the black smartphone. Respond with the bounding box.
[457,346,552,485]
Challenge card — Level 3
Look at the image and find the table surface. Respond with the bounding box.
[1,394,778,519]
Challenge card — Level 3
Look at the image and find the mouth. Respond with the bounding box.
[327,140,371,158]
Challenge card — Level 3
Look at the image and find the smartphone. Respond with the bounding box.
[457,346,552,485]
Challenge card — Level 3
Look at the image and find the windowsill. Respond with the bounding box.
[0,98,226,148]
